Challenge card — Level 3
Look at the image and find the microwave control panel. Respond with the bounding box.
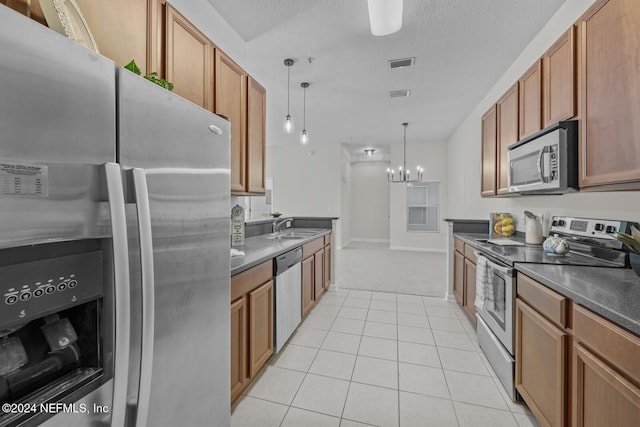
[0,251,103,328]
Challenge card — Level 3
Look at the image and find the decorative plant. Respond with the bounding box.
[124,60,174,91]
[615,226,640,254]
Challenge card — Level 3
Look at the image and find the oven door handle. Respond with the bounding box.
[484,258,514,276]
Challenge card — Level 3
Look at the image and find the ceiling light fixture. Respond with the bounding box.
[364,149,376,156]
[300,82,310,145]
[283,58,295,134]
[387,123,423,183]
[367,0,403,36]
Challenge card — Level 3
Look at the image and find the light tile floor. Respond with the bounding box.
[231,289,541,427]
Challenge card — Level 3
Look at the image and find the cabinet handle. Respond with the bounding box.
[208,124,223,134]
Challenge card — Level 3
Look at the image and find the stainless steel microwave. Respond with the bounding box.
[507,120,578,194]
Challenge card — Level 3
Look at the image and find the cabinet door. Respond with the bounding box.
[247,77,266,194]
[573,343,640,427]
[216,50,247,193]
[165,3,213,109]
[579,0,640,188]
[324,243,331,290]
[230,296,246,404]
[544,27,576,126]
[496,83,519,195]
[314,249,325,299]
[481,105,497,197]
[519,60,543,140]
[453,250,464,305]
[515,299,567,427]
[248,280,273,378]
[463,259,476,322]
[302,256,315,316]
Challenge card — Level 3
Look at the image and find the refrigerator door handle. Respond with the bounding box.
[131,168,155,427]
[103,163,131,427]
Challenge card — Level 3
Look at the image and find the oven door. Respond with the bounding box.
[476,259,516,355]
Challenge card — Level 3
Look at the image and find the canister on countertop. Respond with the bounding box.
[525,213,543,245]
[231,205,245,247]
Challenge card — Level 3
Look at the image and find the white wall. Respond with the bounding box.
[266,144,343,244]
[350,161,390,242]
[340,147,352,248]
[446,0,640,232]
[390,141,449,251]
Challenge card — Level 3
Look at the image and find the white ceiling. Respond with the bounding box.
[206,0,565,155]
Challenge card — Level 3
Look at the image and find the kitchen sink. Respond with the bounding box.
[264,230,319,239]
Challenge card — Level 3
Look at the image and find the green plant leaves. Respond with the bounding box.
[615,230,640,254]
[124,59,174,91]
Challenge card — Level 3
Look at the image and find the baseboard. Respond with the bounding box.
[351,238,390,243]
[388,246,447,253]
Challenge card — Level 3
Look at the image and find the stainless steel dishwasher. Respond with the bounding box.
[274,247,303,353]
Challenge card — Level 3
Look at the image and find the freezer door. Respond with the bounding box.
[0,7,116,248]
[117,69,231,426]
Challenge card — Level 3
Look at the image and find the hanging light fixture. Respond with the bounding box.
[300,82,310,145]
[283,58,295,134]
[387,123,423,183]
[364,148,376,157]
[367,0,403,36]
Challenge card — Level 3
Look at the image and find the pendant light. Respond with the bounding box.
[387,123,423,182]
[300,82,310,145]
[283,58,295,134]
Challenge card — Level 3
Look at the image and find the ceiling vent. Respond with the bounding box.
[389,90,410,98]
[389,57,415,69]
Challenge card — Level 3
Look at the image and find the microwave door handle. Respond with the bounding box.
[102,163,131,427]
[538,147,552,183]
[131,168,155,427]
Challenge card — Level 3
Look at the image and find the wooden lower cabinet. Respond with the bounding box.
[230,260,273,406]
[573,343,640,427]
[301,235,331,317]
[248,280,273,377]
[314,249,324,299]
[301,256,314,316]
[230,296,246,403]
[463,258,476,321]
[572,304,640,427]
[515,298,567,427]
[453,249,464,304]
[324,243,331,290]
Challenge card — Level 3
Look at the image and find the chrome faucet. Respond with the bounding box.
[272,217,293,233]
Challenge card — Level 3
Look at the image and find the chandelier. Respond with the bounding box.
[387,123,423,183]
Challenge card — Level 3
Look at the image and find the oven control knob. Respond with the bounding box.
[605,225,617,234]
[557,220,566,227]
[595,223,604,232]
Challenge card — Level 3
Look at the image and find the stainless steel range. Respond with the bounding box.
[474,216,637,401]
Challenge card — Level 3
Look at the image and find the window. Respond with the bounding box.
[406,181,440,232]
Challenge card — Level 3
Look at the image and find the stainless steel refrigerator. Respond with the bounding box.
[0,6,230,426]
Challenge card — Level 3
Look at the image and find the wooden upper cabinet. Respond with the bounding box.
[247,77,266,194]
[481,105,497,197]
[164,3,213,109]
[496,83,519,195]
[543,27,576,126]
[578,0,640,189]
[215,50,247,193]
[519,60,543,140]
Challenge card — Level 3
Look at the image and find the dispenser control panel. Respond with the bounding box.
[0,251,103,327]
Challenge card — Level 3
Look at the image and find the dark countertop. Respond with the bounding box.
[453,232,640,336]
[231,228,331,276]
